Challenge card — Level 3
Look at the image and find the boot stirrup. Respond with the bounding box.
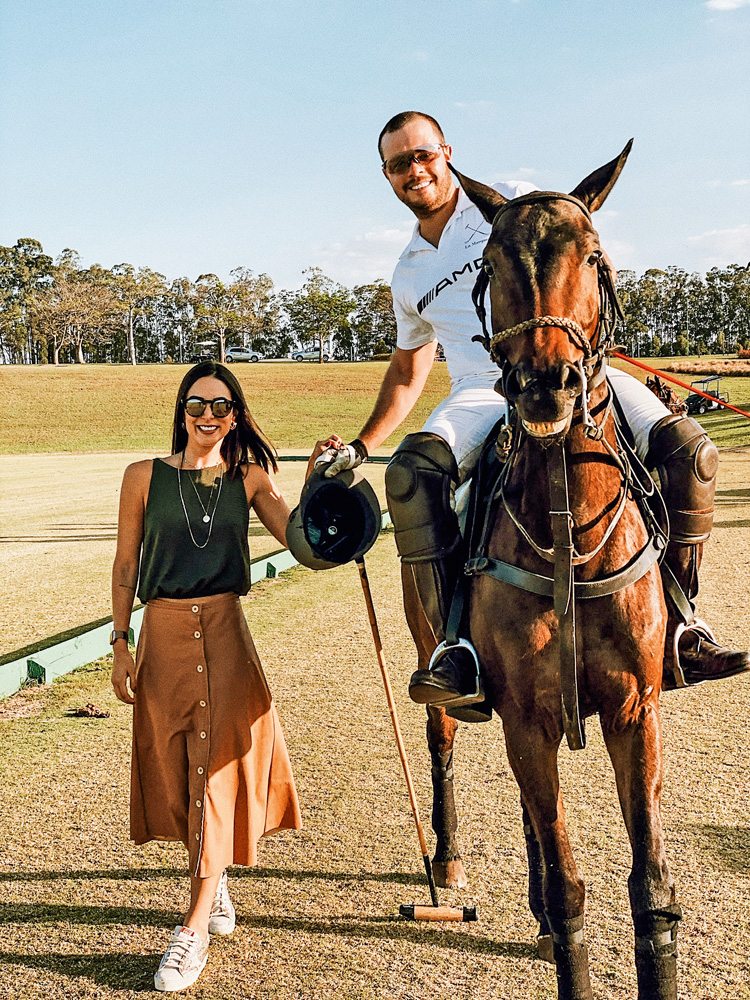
[672,618,716,687]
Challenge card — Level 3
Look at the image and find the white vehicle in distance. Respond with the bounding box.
[291,346,330,362]
[225,346,263,363]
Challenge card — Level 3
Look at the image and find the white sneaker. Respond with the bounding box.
[154,925,209,992]
[208,871,236,936]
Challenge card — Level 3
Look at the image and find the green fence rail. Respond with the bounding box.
[0,511,392,699]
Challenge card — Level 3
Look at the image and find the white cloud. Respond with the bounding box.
[315,223,414,286]
[411,50,429,62]
[731,178,750,186]
[687,223,750,267]
[705,0,750,9]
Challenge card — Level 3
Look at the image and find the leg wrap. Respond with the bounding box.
[634,905,681,1000]
[386,433,462,636]
[548,915,593,1000]
[430,750,459,864]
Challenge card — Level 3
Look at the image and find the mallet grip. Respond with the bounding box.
[400,905,478,922]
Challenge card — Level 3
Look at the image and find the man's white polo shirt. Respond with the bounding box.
[391,180,537,388]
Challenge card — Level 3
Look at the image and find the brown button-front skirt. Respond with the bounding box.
[130,591,302,876]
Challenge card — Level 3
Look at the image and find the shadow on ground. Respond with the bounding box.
[679,823,750,873]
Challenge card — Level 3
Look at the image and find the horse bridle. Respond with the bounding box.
[471,191,625,380]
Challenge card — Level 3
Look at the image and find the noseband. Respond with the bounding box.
[471,191,625,374]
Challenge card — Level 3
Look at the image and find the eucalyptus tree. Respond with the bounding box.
[347,280,397,360]
[0,238,53,363]
[36,251,118,364]
[282,267,354,362]
[111,264,167,364]
[193,273,239,361]
[229,268,281,354]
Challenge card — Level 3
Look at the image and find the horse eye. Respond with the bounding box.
[483,260,495,278]
[587,250,603,266]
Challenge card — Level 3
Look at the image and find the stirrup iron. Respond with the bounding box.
[428,638,483,707]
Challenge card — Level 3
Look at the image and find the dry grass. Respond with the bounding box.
[664,361,750,377]
[1,460,749,999]
[3,362,451,455]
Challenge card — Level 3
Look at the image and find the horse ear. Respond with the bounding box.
[569,139,633,213]
[449,164,507,223]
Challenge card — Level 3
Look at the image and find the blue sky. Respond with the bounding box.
[1,0,748,291]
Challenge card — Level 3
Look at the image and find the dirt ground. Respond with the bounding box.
[0,452,749,999]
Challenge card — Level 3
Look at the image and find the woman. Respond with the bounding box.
[111,361,305,992]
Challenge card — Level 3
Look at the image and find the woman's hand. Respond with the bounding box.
[111,645,137,705]
[306,434,343,480]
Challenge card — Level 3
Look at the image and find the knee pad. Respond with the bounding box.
[647,415,718,544]
[385,432,460,562]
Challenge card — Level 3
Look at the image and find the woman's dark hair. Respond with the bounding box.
[171,361,278,477]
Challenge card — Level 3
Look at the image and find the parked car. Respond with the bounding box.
[291,347,330,362]
[225,346,263,363]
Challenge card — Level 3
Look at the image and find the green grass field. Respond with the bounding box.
[6,357,750,454]
[5,362,451,455]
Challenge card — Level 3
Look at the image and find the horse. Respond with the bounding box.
[647,375,687,416]
[407,144,682,1000]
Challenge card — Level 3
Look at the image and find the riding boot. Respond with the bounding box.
[662,540,750,688]
[385,433,489,719]
[648,415,750,689]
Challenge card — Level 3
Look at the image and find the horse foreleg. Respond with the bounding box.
[522,796,554,962]
[602,706,680,1000]
[401,564,467,889]
[504,719,593,1000]
[426,705,467,888]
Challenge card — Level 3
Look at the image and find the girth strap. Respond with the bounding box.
[464,534,664,600]
[547,443,586,751]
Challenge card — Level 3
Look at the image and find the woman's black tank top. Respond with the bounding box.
[137,459,251,603]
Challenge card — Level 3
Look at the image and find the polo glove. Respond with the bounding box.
[315,439,368,478]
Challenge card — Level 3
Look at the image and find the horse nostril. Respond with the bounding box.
[505,368,523,399]
[561,363,583,395]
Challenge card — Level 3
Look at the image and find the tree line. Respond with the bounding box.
[0,238,397,365]
[2,239,749,365]
[616,265,750,357]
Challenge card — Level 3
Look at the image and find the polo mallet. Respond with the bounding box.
[355,557,477,923]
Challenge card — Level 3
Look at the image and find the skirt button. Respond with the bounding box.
[192,605,199,613]
[194,631,201,639]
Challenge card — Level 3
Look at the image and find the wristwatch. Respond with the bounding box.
[110,629,129,645]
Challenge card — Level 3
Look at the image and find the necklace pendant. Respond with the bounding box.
[202,514,210,523]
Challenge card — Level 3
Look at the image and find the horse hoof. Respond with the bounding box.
[432,859,468,889]
[537,933,554,965]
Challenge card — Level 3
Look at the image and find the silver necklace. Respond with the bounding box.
[177,451,224,548]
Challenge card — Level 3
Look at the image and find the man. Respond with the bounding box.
[318,111,748,716]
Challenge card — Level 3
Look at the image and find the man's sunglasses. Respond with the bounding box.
[183,396,235,418]
[381,143,448,176]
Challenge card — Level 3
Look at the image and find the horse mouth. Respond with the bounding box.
[522,417,569,437]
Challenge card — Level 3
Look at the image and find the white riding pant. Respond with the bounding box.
[422,368,670,481]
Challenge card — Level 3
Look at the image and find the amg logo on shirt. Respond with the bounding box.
[417,258,484,315]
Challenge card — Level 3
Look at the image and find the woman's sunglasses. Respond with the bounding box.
[183,396,235,418]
